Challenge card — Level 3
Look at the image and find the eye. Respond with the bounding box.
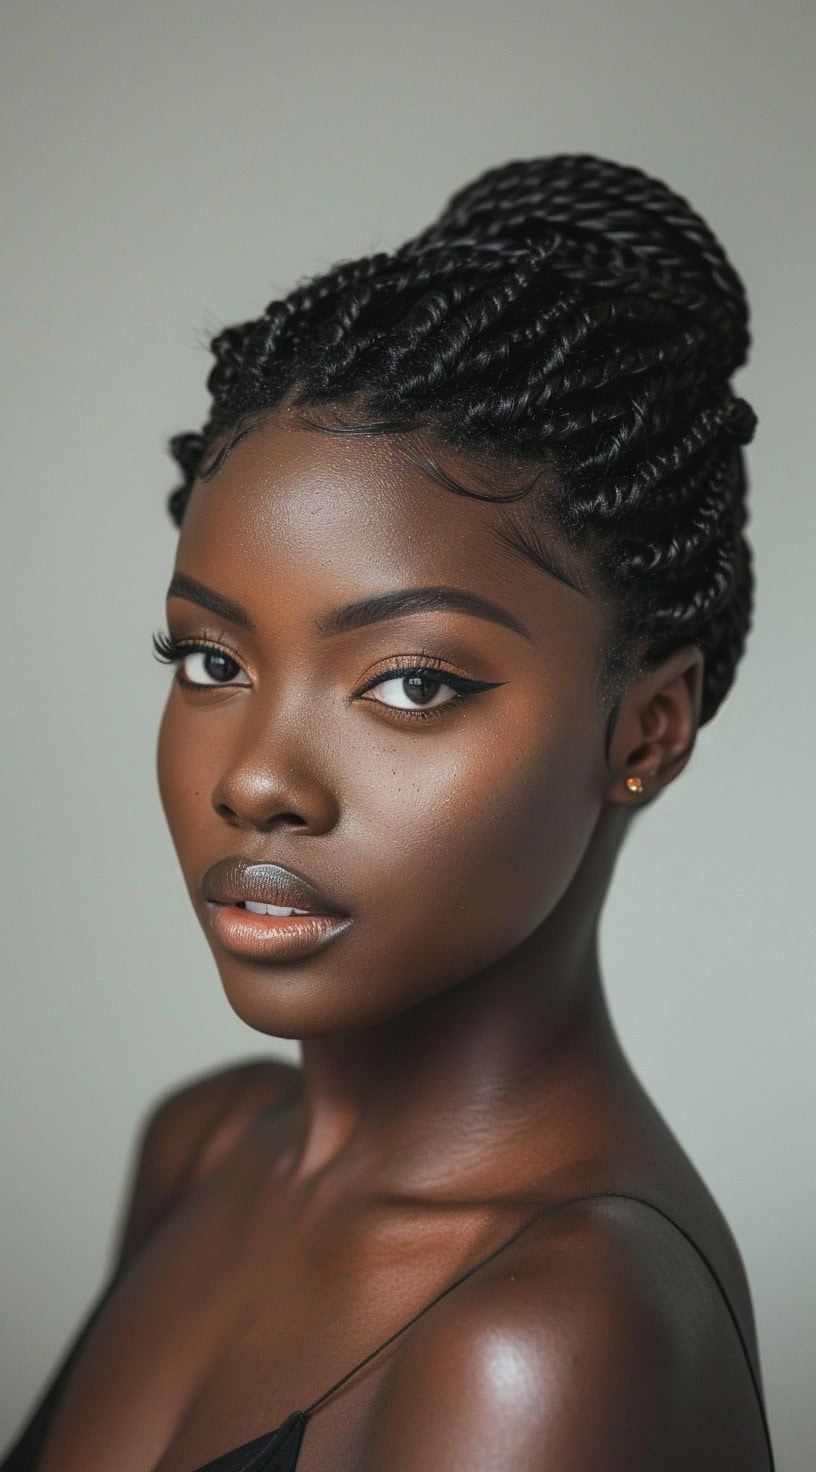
[153,631,251,689]
[356,663,500,715]
[178,648,251,688]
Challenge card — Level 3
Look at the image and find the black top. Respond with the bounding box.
[2,1187,775,1472]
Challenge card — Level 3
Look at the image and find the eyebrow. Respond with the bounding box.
[167,572,532,642]
[317,585,532,641]
[167,573,255,629]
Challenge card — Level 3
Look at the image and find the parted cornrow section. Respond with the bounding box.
[167,154,756,724]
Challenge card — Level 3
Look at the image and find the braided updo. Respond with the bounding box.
[167,154,756,724]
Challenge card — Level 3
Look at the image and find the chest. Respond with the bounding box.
[33,1173,482,1472]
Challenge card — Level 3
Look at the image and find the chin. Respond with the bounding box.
[212,954,392,1040]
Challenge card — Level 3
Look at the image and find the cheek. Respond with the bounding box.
[156,695,215,881]
[455,757,591,913]
[349,698,601,983]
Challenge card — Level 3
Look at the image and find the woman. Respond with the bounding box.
[4,153,774,1471]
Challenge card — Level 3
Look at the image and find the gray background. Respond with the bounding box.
[1,2,813,1467]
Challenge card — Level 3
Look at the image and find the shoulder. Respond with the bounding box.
[114,1055,300,1268]
[359,1196,762,1472]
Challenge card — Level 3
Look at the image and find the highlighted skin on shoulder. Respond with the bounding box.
[355,1200,753,1472]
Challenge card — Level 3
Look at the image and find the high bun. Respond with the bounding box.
[167,154,756,724]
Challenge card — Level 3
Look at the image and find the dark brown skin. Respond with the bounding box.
[34,409,769,1471]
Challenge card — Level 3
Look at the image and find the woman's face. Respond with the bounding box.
[157,411,612,1037]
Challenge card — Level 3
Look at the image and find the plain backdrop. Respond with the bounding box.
[1,2,813,1467]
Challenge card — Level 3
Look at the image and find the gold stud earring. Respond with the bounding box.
[626,776,644,795]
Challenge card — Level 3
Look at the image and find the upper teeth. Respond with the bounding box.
[244,901,312,916]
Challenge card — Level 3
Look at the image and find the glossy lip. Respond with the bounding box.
[207,905,353,963]
[200,857,350,916]
[200,857,352,964]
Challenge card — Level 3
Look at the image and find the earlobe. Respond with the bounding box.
[606,647,704,807]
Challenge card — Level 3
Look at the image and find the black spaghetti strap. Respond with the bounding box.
[596,1193,775,1471]
[300,1190,775,1471]
[2,1164,773,1472]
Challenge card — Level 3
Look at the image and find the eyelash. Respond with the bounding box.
[152,631,497,719]
[152,630,243,689]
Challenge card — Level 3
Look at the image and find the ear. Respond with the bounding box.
[606,646,704,807]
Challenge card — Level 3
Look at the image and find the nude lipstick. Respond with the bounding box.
[200,857,352,962]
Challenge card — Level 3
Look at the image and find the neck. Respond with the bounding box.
[291,809,635,1194]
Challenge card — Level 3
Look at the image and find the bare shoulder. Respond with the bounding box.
[114,1055,300,1267]
[358,1197,769,1472]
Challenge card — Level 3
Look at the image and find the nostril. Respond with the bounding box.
[214,801,240,824]
[213,800,309,830]
[260,812,308,831]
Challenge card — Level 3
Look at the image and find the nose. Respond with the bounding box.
[211,711,340,835]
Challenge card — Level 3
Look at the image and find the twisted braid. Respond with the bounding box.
[167,153,756,724]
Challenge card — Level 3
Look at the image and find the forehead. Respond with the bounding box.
[176,414,601,644]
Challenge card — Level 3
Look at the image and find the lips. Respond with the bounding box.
[200,856,352,963]
[201,857,349,917]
